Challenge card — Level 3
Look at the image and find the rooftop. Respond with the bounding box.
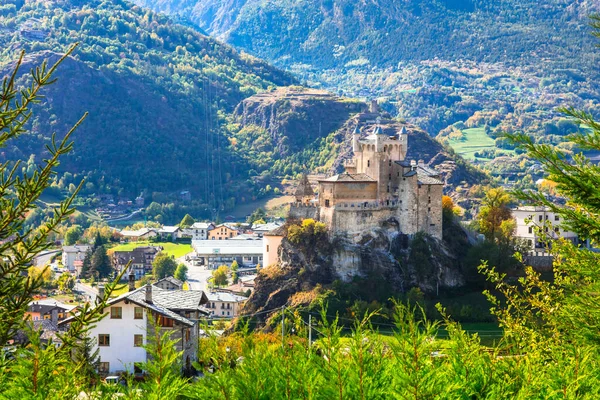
[192,239,263,255]
[206,291,248,303]
[320,173,376,183]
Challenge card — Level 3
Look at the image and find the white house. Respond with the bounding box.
[183,222,215,241]
[513,206,580,253]
[59,278,209,375]
[119,228,158,242]
[61,244,90,273]
[205,291,248,318]
[158,226,182,240]
[192,238,263,269]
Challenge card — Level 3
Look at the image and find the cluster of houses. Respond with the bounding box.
[118,221,283,242]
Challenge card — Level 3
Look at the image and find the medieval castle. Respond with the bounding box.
[289,122,443,239]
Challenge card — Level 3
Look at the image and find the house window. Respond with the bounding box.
[98,334,110,346]
[227,303,231,309]
[528,227,533,234]
[134,307,143,320]
[538,215,543,222]
[157,315,174,328]
[185,329,190,341]
[98,362,109,373]
[554,227,560,233]
[388,174,392,180]
[266,245,270,252]
[134,334,143,347]
[227,311,230,316]
[212,302,215,308]
[555,215,560,221]
[221,303,225,309]
[110,307,122,319]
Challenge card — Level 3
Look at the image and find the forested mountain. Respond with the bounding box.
[133,0,600,70]
[132,0,600,186]
[0,0,294,211]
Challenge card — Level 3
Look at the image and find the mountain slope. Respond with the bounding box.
[133,0,600,70]
[0,0,295,209]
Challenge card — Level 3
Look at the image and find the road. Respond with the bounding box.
[74,282,98,302]
[33,249,61,267]
[177,255,212,291]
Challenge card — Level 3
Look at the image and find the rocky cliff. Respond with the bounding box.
[243,218,469,324]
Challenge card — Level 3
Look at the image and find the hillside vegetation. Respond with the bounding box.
[132,0,600,185]
[0,0,294,213]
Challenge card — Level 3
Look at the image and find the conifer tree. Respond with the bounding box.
[90,246,111,279]
[0,46,84,345]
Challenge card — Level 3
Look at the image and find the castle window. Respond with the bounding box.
[428,207,431,212]
[386,200,389,206]
[325,200,330,207]
[367,160,370,167]
[389,160,392,166]
[389,174,391,180]
[397,172,400,177]
[428,197,431,204]
[387,185,390,193]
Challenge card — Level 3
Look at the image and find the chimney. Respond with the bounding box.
[370,99,378,113]
[51,308,58,326]
[97,285,105,301]
[128,268,136,292]
[418,159,424,167]
[410,160,417,170]
[145,284,153,304]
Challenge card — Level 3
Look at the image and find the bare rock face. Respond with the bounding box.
[243,218,467,323]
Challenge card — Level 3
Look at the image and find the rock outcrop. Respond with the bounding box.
[243,218,468,324]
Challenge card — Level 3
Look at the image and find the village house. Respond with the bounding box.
[62,244,90,274]
[513,206,581,253]
[192,239,263,269]
[154,276,184,290]
[251,222,284,237]
[118,227,158,242]
[205,291,248,318]
[59,273,210,375]
[208,224,240,240]
[157,226,182,241]
[25,302,69,322]
[111,246,162,279]
[290,122,443,239]
[183,222,215,240]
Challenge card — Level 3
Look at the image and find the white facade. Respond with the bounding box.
[513,206,579,252]
[192,239,263,269]
[61,245,90,272]
[91,300,148,374]
[205,292,248,318]
[184,222,215,240]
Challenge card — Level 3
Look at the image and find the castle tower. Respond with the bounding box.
[294,174,315,205]
[352,125,361,153]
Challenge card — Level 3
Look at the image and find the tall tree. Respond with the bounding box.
[64,225,83,246]
[476,187,513,242]
[179,214,195,228]
[174,263,188,282]
[152,253,177,279]
[80,246,93,278]
[211,265,229,287]
[0,47,84,344]
[90,246,111,279]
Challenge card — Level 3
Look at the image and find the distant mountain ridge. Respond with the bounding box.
[132,0,600,70]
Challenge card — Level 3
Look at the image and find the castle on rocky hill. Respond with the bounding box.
[289,122,443,239]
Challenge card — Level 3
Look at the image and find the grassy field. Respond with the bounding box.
[447,127,497,160]
[109,241,193,258]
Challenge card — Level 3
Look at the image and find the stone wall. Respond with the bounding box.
[289,203,319,220]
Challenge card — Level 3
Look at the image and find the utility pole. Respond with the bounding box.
[281,305,285,349]
[308,314,312,350]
